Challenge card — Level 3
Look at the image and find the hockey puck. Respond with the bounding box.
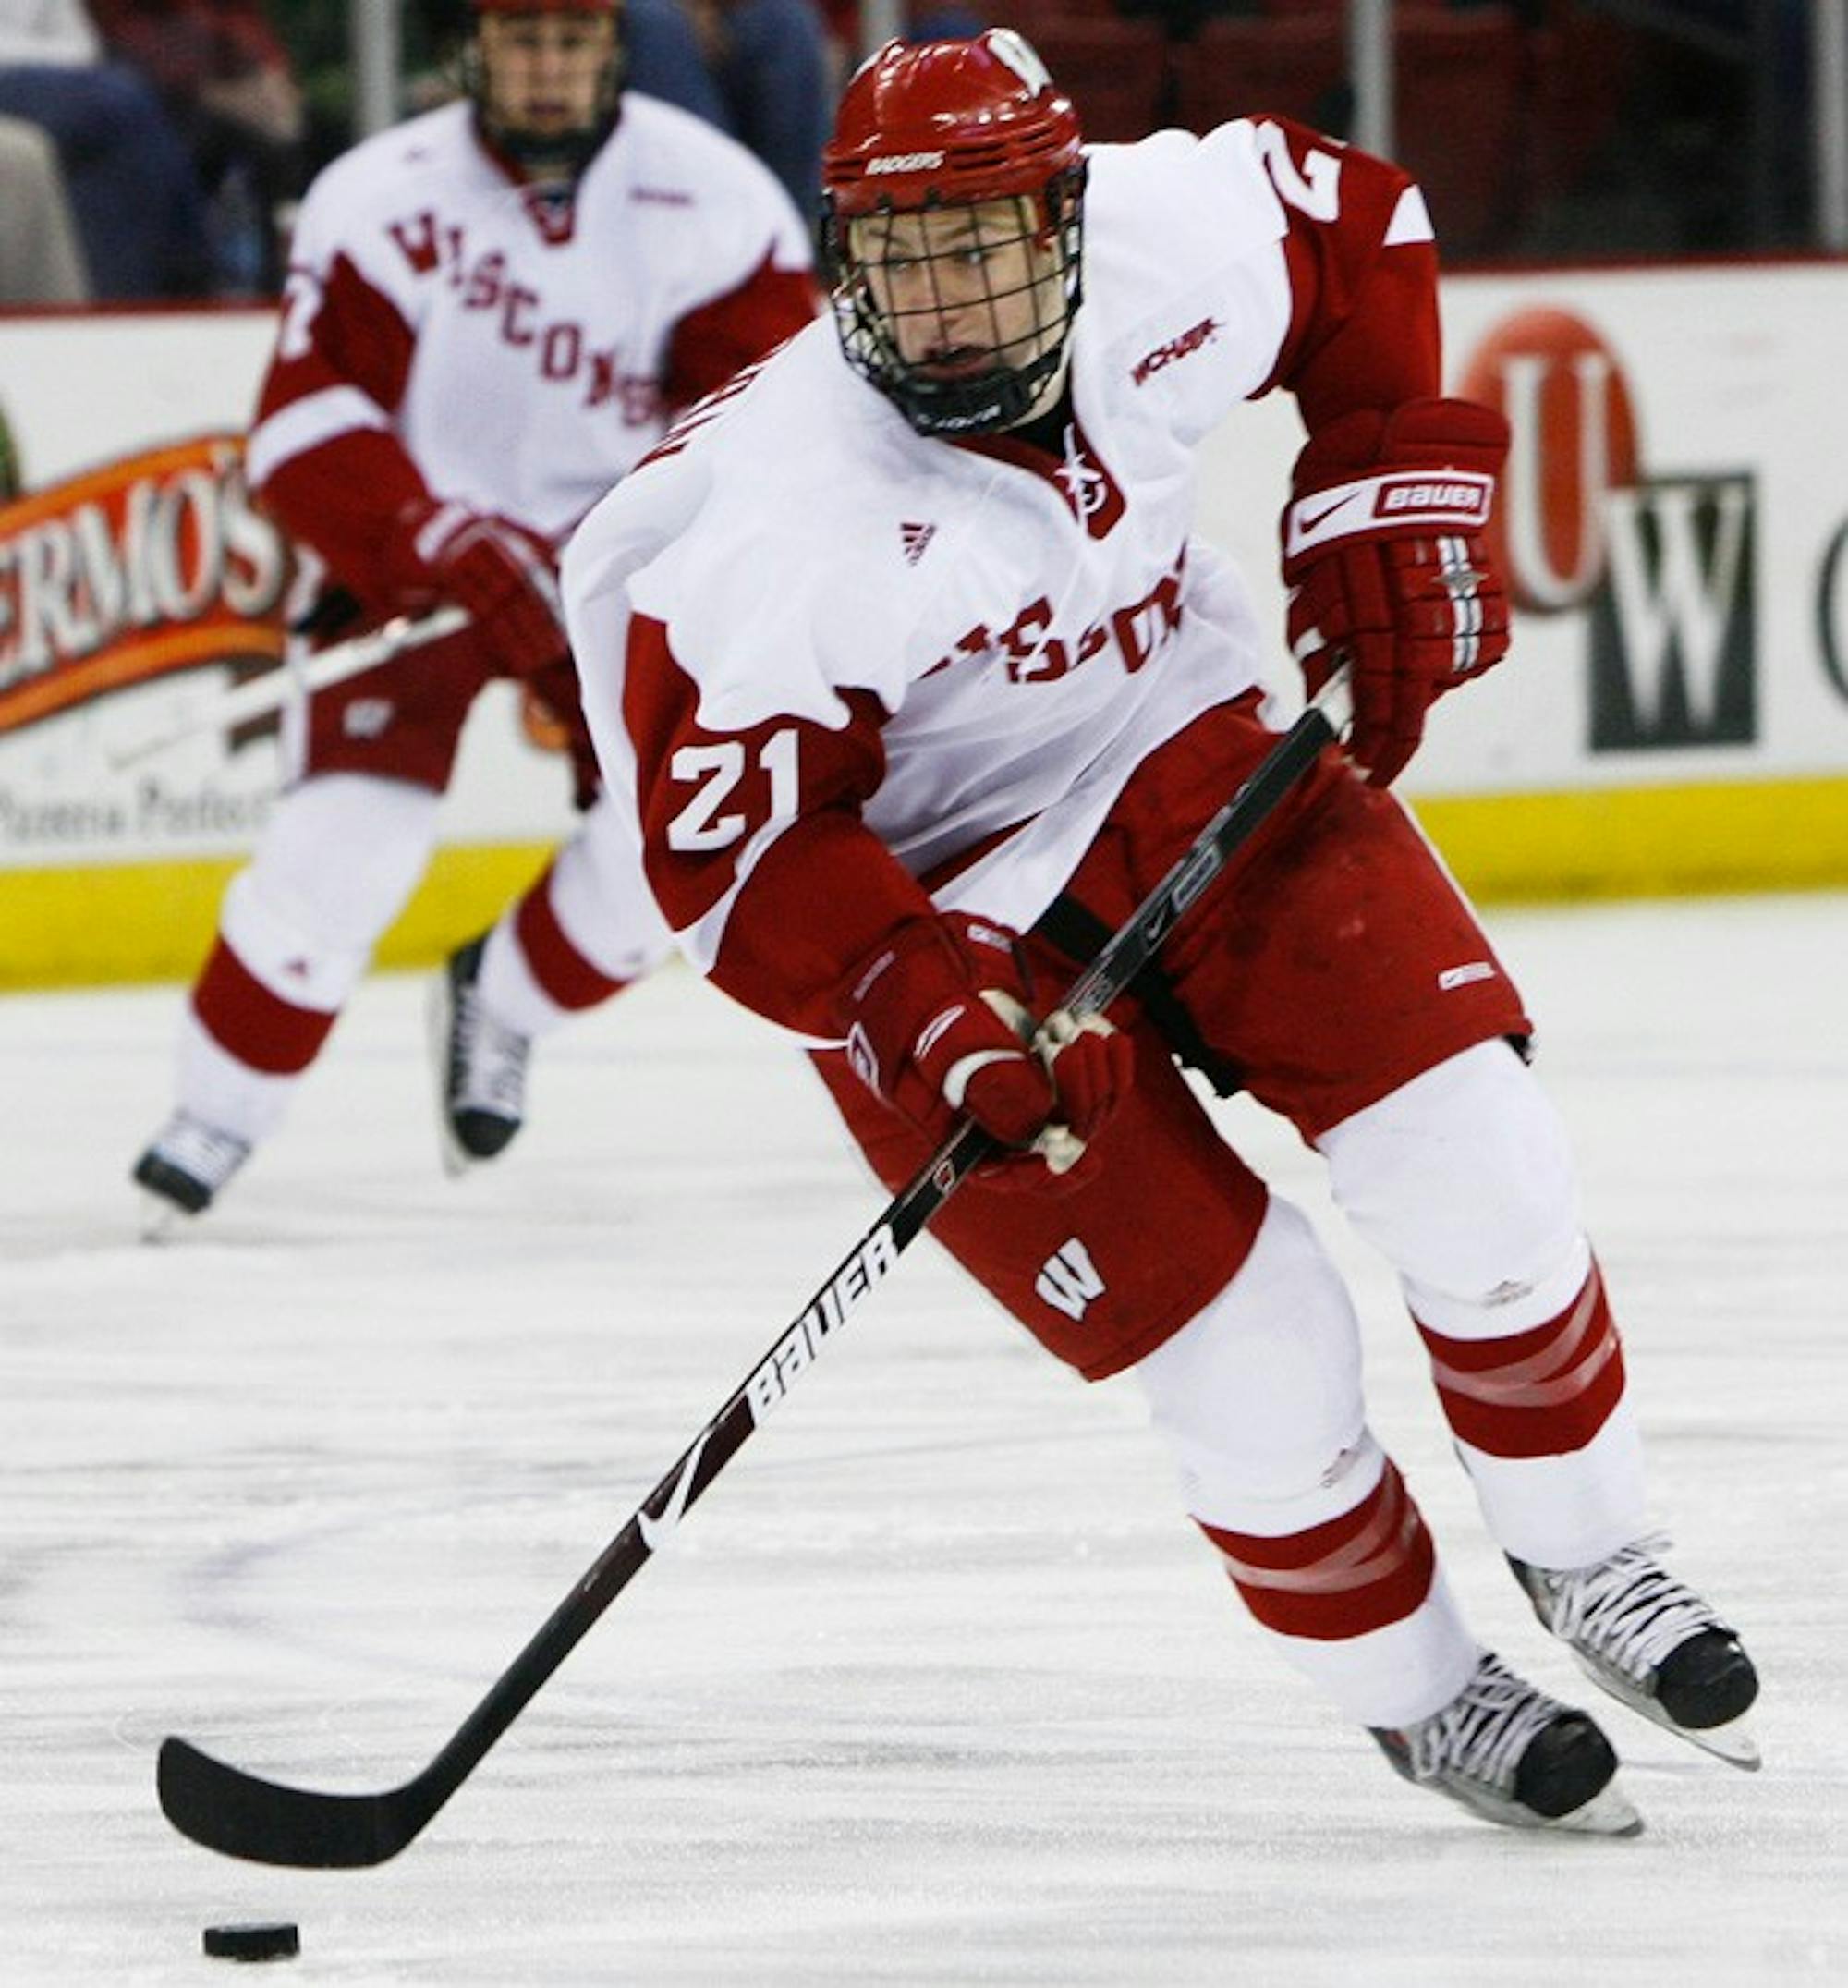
[202,1922,299,1962]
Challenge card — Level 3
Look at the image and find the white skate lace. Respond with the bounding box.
[1403,1654,1564,1792]
[453,983,529,1116]
[151,1110,250,1190]
[1534,1536,1721,1684]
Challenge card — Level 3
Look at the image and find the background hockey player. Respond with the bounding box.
[132,0,818,1223]
[563,31,1760,1834]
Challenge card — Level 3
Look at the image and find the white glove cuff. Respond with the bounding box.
[1283,469,1494,561]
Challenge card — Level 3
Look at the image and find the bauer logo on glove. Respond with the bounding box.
[1281,396,1511,788]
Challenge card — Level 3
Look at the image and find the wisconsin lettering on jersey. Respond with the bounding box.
[386,209,662,421]
[926,545,1187,685]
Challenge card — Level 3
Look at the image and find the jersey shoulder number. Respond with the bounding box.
[1252,119,1344,224]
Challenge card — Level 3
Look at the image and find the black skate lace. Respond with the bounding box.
[153,1110,250,1189]
[1538,1536,1720,1683]
[1403,1654,1562,1792]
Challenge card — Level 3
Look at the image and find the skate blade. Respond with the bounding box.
[436,1125,472,1181]
[1550,1776,1646,1837]
[1678,1714,1761,1770]
[424,971,473,1180]
[1630,1698,1761,1770]
[1571,1654,1762,1770]
[1425,1770,1644,1837]
[139,1191,190,1244]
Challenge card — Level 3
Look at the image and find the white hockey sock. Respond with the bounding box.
[174,1006,300,1147]
[476,914,573,1040]
[1453,1401,1648,1572]
[1249,1573,1481,1730]
[473,811,676,1038]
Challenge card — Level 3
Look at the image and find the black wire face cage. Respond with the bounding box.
[825,163,1088,439]
[462,18,626,185]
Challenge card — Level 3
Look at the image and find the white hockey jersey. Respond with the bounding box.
[245,92,817,602]
[566,116,1439,1040]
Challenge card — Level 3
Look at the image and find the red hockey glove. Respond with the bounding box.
[388,499,569,679]
[838,914,1133,1185]
[1281,397,1511,787]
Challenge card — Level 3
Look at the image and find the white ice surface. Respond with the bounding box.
[2,894,1844,1984]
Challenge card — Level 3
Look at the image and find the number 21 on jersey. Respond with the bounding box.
[665,727,799,851]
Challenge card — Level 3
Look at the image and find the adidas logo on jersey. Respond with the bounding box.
[900,519,936,565]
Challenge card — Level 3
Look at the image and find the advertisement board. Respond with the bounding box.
[1197,262,1848,899]
[5,263,1846,990]
[0,309,574,986]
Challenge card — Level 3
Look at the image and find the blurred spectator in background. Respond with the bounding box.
[0,0,212,295]
[0,107,89,300]
[87,0,306,292]
[671,0,832,216]
[612,0,727,124]
[415,0,829,221]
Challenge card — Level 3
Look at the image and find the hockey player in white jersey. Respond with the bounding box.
[131,0,818,1220]
[564,31,1760,1834]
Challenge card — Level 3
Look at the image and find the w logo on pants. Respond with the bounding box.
[1036,1238,1105,1322]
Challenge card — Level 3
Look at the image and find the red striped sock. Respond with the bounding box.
[1416,1262,1626,1458]
[1198,1460,1436,1640]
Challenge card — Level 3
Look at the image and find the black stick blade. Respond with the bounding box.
[158,1737,434,1868]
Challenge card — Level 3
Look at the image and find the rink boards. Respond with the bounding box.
[3,262,1846,988]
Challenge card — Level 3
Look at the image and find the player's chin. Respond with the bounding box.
[915,348,998,383]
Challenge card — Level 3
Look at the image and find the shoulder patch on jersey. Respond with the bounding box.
[1131,316,1222,386]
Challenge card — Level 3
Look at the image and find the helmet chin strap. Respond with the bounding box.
[1009,347,1074,431]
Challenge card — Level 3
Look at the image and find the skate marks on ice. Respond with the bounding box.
[0,896,1844,1982]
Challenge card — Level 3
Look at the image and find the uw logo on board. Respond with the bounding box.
[1460,306,1756,753]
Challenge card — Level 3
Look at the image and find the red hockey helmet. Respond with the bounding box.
[823,30,1083,219]
[821,31,1088,436]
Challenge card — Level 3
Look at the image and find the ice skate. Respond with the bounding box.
[431,935,530,1176]
[132,1109,252,1238]
[1509,1540,1760,1769]
[1370,1651,1642,1836]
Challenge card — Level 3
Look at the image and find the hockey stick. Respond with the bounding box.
[157,667,1353,1870]
[107,604,470,770]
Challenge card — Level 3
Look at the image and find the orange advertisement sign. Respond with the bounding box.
[0,434,288,737]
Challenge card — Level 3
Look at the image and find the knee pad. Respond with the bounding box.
[1133,1196,1375,1533]
[1318,1040,1589,1335]
[222,774,439,1009]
